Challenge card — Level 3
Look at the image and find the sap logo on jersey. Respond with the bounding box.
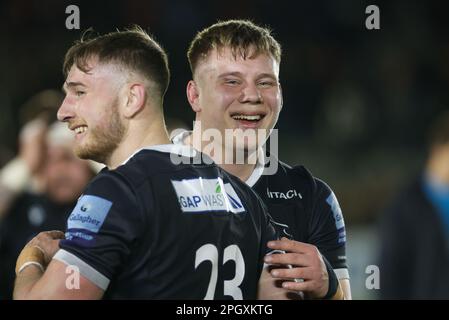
[67,195,112,233]
[172,178,245,214]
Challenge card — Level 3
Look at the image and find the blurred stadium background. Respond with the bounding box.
[1,0,448,299]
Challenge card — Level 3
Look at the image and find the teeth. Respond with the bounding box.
[232,114,262,121]
[74,126,87,134]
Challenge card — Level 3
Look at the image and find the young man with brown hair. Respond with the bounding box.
[13,27,282,300]
[174,20,351,299]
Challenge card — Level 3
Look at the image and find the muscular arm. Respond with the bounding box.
[14,259,104,300]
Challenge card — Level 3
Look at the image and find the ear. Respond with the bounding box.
[124,83,146,118]
[186,80,201,113]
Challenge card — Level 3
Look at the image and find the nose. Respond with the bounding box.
[239,83,263,104]
[57,96,75,122]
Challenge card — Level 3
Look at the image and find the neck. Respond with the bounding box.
[426,146,449,185]
[188,127,257,182]
[107,113,170,169]
[219,162,257,182]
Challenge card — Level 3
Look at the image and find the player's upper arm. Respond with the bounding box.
[310,178,352,299]
[21,259,104,300]
[309,178,348,271]
[58,171,146,287]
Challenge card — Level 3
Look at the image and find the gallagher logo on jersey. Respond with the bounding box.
[171,177,245,214]
[65,195,112,244]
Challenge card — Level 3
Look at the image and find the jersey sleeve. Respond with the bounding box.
[308,178,349,279]
[54,171,146,290]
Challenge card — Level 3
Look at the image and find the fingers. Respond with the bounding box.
[269,266,328,298]
[270,266,313,281]
[29,231,65,243]
[281,280,314,292]
[265,241,330,298]
[265,252,311,267]
[45,230,66,240]
[24,231,65,265]
[267,238,315,254]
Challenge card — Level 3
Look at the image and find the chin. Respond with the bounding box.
[235,137,260,152]
[75,147,106,164]
[233,143,259,165]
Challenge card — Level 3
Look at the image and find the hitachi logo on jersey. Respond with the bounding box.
[172,178,245,213]
[266,188,303,200]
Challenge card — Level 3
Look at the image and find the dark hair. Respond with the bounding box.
[188,19,281,75]
[63,26,170,100]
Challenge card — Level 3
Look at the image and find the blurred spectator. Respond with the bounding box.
[0,121,97,299]
[0,118,48,218]
[0,146,14,172]
[379,111,449,299]
[18,90,63,128]
[0,89,65,217]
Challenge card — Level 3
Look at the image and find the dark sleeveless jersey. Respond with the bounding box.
[55,145,277,299]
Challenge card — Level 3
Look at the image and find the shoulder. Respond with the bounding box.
[258,160,344,229]
[117,146,217,178]
[284,162,334,192]
[82,168,144,214]
[110,149,189,190]
[261,159,334,198]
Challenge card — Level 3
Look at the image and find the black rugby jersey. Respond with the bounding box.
[172,131,349,280]
[55,145,277,299]
[250,158,348,278]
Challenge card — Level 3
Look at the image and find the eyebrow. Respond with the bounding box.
[217,72,278,81]
[62,81,87,94]
[218,71,243,78]
[255,73,278,81]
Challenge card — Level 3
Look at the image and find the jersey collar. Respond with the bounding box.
[171,130,266,187]
[121,143,198,165]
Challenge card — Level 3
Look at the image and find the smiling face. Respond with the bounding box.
[57,60,128,164]
[188,47,282,153]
